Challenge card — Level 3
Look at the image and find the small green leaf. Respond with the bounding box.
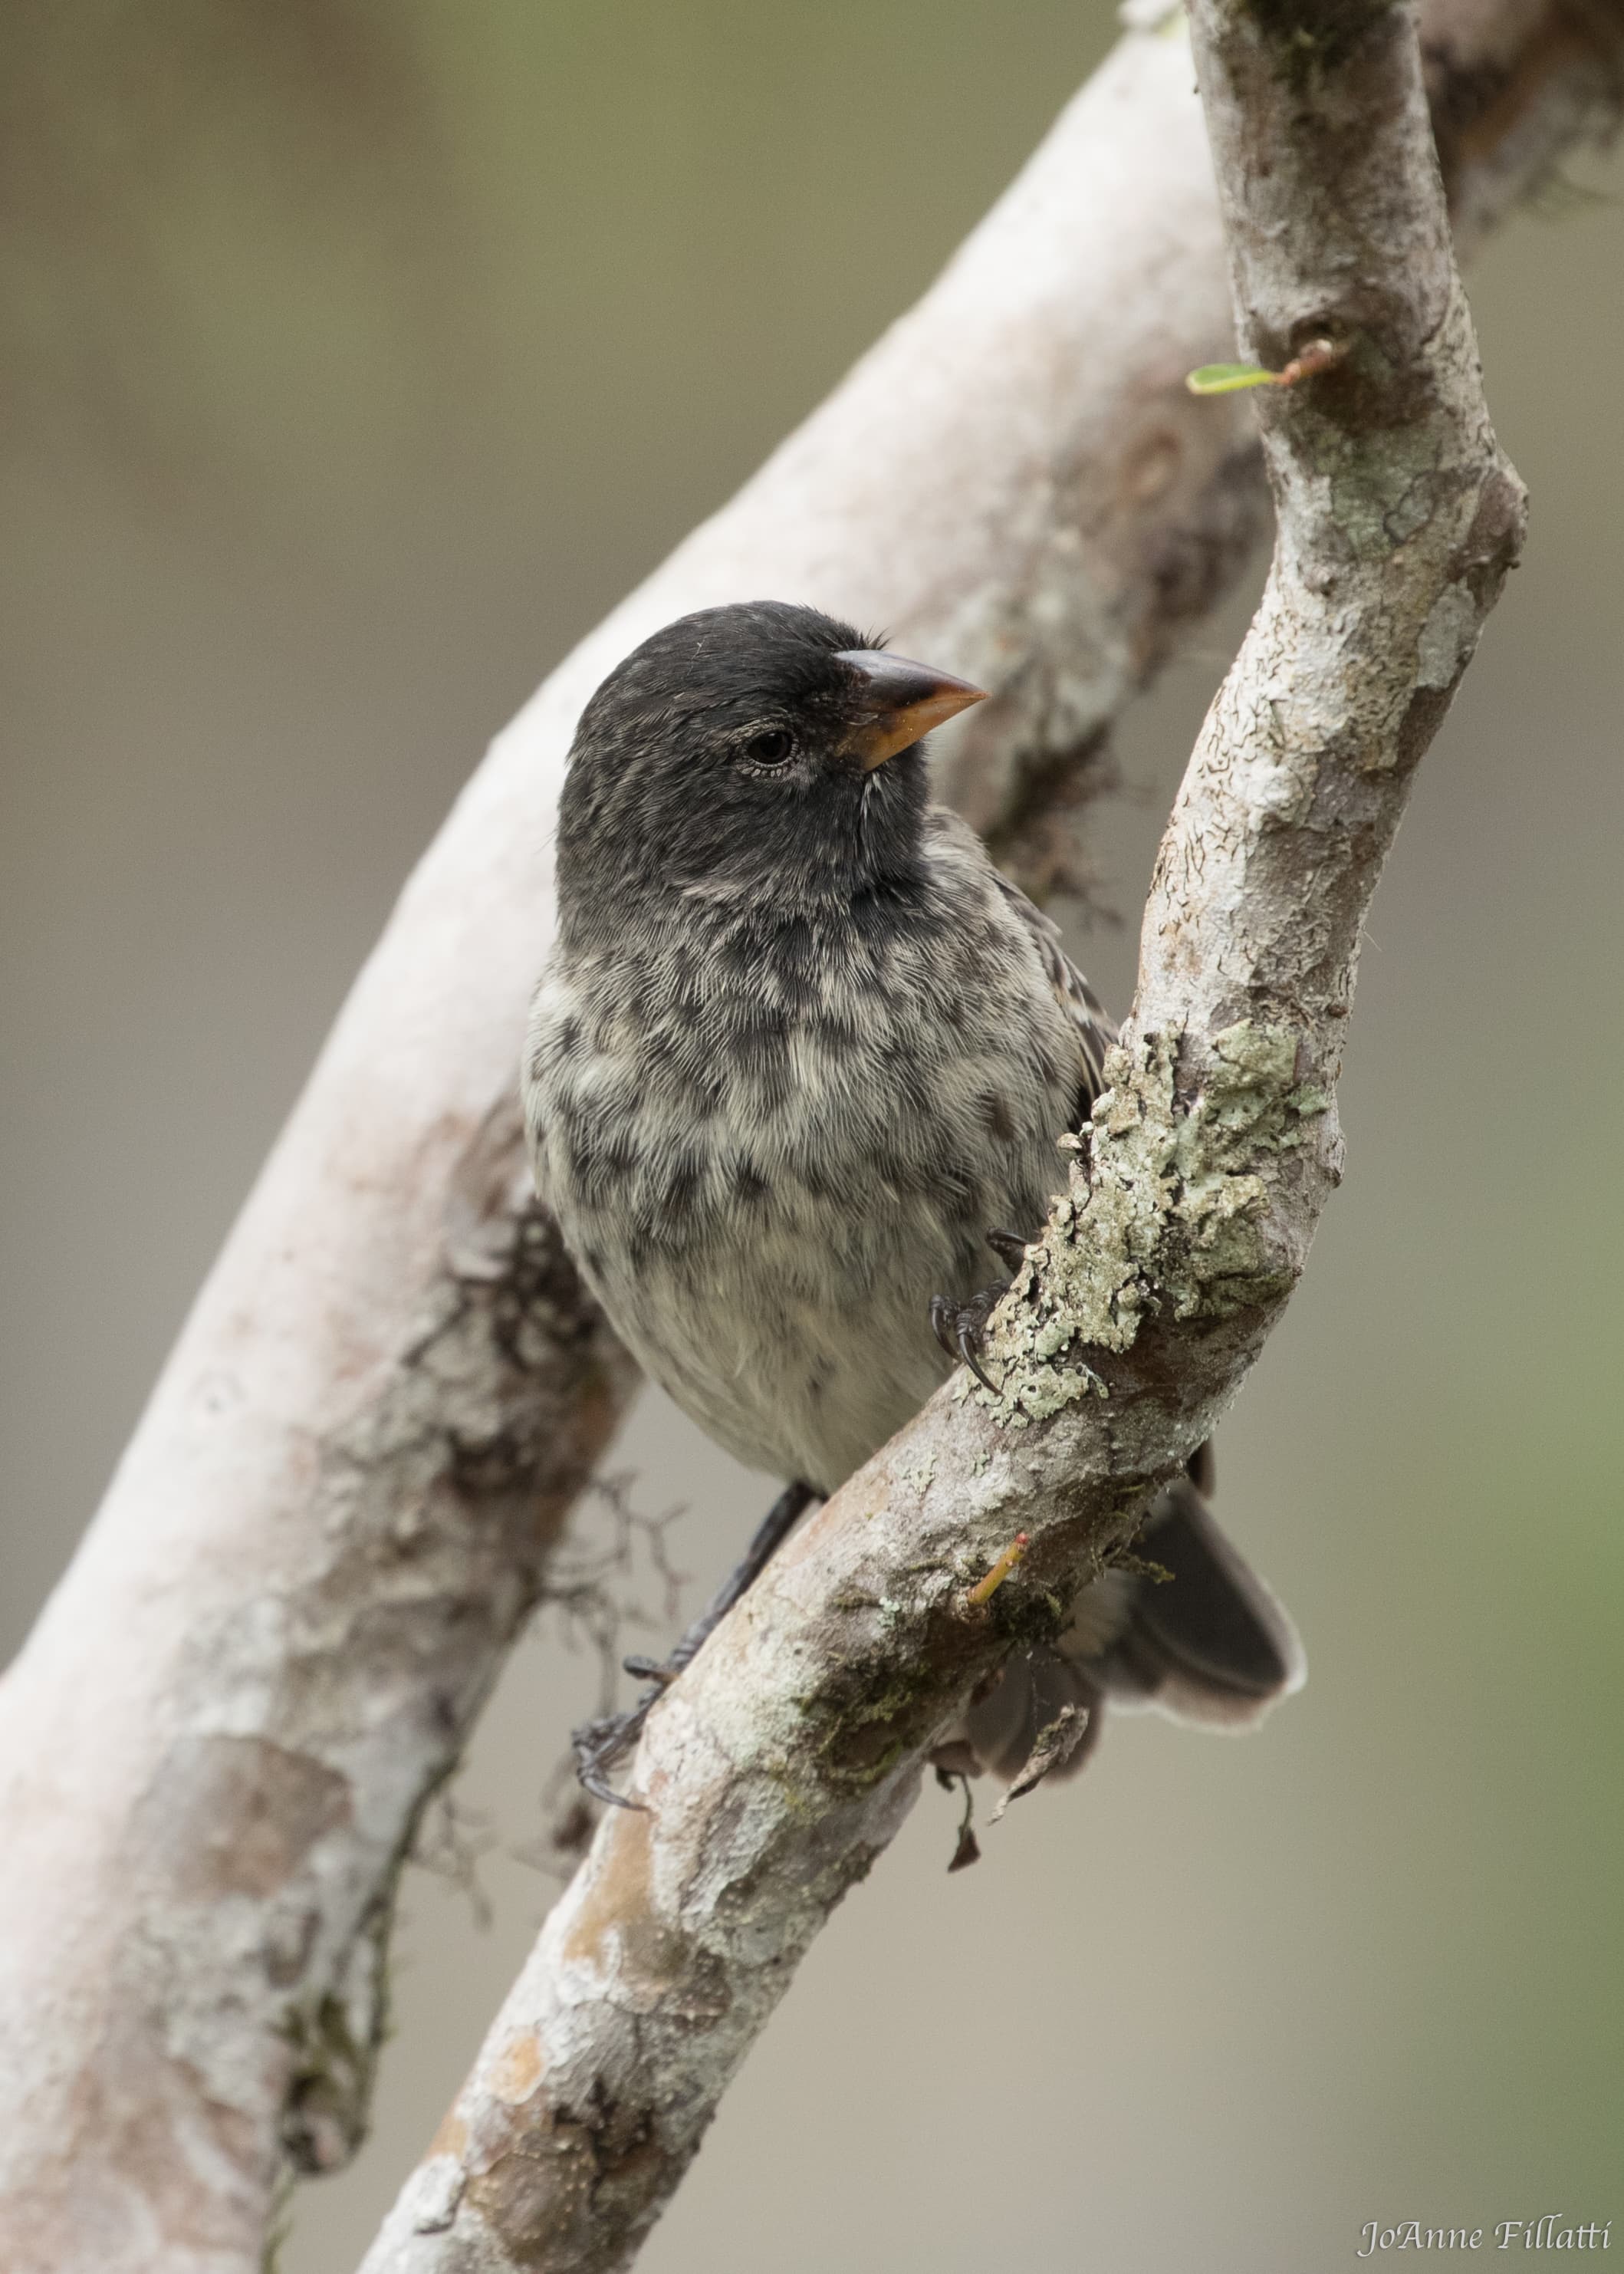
[1185,362,1280,395]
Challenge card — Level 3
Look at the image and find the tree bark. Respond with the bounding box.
[0,2,1612,2267]
[354,2,1527,2268]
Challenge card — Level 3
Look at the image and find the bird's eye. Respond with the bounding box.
[743,728,795,768]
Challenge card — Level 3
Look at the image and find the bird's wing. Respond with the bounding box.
[991,870,1116,1111]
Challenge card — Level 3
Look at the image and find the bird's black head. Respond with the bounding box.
[555,601,985,931]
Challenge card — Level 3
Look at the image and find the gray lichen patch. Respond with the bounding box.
[1415,580,1480,691]
[983,1020,1327,1424]
[1301,411,1443,561]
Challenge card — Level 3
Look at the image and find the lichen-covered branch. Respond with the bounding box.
[355,5,1526,2269]
[0,2,1607,2267]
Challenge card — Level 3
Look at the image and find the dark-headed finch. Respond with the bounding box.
[524,601,1302,1803]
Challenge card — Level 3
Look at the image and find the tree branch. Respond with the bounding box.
[354,4,1527,2269]
[0,2,1611,2266]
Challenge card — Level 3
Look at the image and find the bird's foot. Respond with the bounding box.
[570,1691,660,1811]
[984,1228,1031,1275]
[620,1654,683,1687]
[929,1227,1032,1394]
[930,1288,1004,1393]
[569,1641,697,1808]
[569,1478,819,1812]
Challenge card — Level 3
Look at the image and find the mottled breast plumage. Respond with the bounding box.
[525,802,1109,1493]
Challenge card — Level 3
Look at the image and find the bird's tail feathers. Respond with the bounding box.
[948,1470,1304,1787]
[1092,1473,1306,1731]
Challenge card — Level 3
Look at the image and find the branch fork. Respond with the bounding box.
[357,5,1527,2269]
[3,0,1606,2259]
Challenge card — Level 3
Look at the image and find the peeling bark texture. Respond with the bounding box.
[354,6,1528,2272]
[0,2,1612,2267]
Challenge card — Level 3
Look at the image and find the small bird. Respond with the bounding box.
[524,601,1302,1803]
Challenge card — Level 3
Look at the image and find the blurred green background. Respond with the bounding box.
[2,5,1620,2269]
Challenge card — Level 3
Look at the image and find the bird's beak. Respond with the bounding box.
[833,649,988,771]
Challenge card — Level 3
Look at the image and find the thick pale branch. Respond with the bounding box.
[0,2,1607,2266]
[356,5,1526,2270]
